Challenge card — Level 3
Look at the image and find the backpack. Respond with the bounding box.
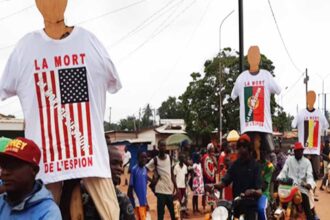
[148,156,159,195]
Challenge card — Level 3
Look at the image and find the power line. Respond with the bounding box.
[282,72,304,98]
[283,72,330,99]
[109,0,180,48]
[267,0,302,74]
[0,4,34,22]
[147,0,214,103]
[76,0,148,25]
[119,0,197,62]
[145,0,182,40]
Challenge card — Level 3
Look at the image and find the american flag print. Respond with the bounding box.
[34,67,93,164]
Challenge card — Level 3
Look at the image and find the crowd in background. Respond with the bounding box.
[1,135,330,220]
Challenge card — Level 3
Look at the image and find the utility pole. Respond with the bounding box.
[218,10,234,146]
[138,108,141,131]
[153,108,156,126]
[325,94,327,137]
[325,93,327,120]
[133,115,137,132]
[109,107,112,125]
[238,0,244,73]
[304,68,309,107]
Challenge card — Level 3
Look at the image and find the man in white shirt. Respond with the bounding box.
[123,147,131,186]
[146,140,177,220]
[277,142,315,220]
[174,153,188,217]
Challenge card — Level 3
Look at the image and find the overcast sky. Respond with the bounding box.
[0,0,329,124]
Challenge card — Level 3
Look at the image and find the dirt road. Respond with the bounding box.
[119,176,330,219]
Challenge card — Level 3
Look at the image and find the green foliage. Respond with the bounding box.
[118,115,138,131]
[141,104,154,128]
[272,105,294,132]
[103,121,120,131]
[106,104,155,132]
[158,97,185,119]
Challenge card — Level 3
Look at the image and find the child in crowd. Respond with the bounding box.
[192,153,204,213]
[128,151,149,220]
[174,153,188,217]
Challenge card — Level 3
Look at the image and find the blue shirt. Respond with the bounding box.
[0,180,61,220]
[129,164,148,207]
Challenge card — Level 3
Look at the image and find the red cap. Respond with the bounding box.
[0,137,41,167]
[293,142,304,151]
[238,134,251,143]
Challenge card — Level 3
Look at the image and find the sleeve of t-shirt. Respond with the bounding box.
[268,73,281,95]
[146,158,155,172]
[102,52,122,94]
[91,33,122,94]
[0,47,21,101]
[231,76,240,100]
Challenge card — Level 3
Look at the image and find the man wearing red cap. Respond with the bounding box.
[277,142,315,220]
[206,134,262,219]
[0,137,61,219]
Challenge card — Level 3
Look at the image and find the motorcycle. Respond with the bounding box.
[273,178,306,220]
[204,186,258,220]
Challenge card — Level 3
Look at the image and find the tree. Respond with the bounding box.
[104,121,120,131]
[141,104,154,128]
[272,106,294,132]
[118,115,138,131]
[158,96,184,119]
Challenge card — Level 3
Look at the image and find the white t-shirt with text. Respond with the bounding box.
[292,108,329,155]
[231,69,281,133]
[0,27,122,184]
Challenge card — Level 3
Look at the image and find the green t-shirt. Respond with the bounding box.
[261,160,274,199]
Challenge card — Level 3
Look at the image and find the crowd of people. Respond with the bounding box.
[126,134,327,220]
[1,134,330,220]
